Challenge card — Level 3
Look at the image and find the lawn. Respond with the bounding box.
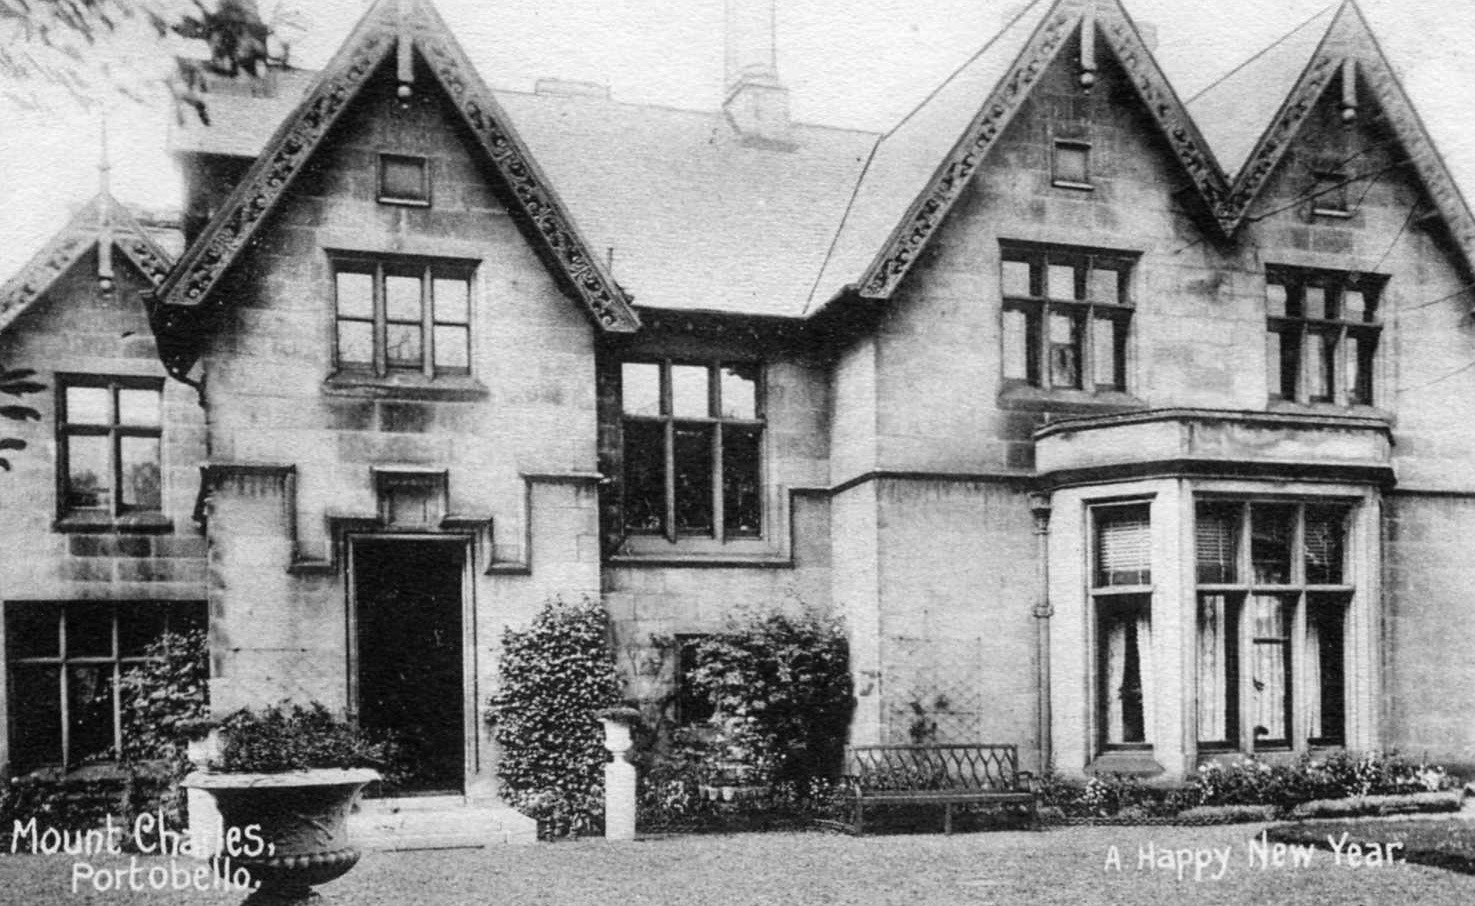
[1269,818,1475,875]
[7,823,1475,905]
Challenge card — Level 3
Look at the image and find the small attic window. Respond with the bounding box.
[1052,140,1092,190]
[1311,169,1351,219]
[379,154,430,206]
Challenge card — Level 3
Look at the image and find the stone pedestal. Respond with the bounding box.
[600,717,637,841]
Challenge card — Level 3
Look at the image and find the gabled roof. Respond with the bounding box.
[154,0,638,344]
[0,194,173,334]
[809,0,1233,308]
[1210,2,1475,269]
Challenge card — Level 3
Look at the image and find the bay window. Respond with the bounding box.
[1195,500,1352,750]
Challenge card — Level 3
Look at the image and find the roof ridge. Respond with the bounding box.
[1185,3,1338,104]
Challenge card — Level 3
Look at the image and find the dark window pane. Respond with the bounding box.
[673,425,713,535]
[1250,504,1295,584]
[66,603,113,658]
[385,275,422,323]
[1196,503,1240,584]
[120,436,161,511]
[1348,332,1375,405]
[68,664,115,763]
[719,365,758,419]
[1271,327,1300,399]
[66,434,110,509]
[621,363,662,417]
[118,389,160,427]
[671,366,709,418]
[1306,328,1336,401]
[433,325,470,372]
[1001,259,1034,297]
[119,602,170,658]
[621,420,665,533]
[433,277,470,324]
[1054,143,1089,184]
[166,602,207,637]
[1304,506,1347,585]
[338,321,374,367]
[335,271,374,320]
[380,154,428,202]
[1307,599,1346,743]
[65,386,111,426]
[1048,308,1083,389]
[9,665,61,770]
[385,323,423,368]
[722,425,761,536]
[1092,312,1126,390]
[8,603,61,660]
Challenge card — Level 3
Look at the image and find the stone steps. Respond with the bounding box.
[349,797,537,850]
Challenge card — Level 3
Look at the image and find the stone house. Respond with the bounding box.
[4,0,1475,836]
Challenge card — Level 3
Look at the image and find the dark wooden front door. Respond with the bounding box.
[353,539,465,793]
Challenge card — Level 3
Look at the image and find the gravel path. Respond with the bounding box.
[7,823,1475,905]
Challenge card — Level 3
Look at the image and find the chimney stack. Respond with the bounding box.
[723,0,793,148]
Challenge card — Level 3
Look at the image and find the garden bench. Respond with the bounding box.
[843,743,1035,835]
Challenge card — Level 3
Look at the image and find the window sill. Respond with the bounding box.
[998,384,1146,415]
[324,371,488,402]
[610,534,789,568]
[54,512,173,534]
[1266,398,1392,423]
[1086,750,1164,778]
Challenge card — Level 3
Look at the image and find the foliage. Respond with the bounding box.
[485,597,621,837]
[1189,752,1451,808]
[114,626,209,830]
[0,0,298,117]
[636,757,850,833]
[211,701,404,782]
[680,604,852,787]
[0,365,44,471]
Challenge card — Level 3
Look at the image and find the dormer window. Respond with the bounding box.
[378,154,430,206]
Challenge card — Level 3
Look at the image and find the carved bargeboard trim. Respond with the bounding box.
[157,13,396,313]
[1097,1,1232,225]
[409,3,638,332]
[856,3,1080,299]
[0,194,174,335]
[1350,26,1475,279]
[1216,7,1345,232]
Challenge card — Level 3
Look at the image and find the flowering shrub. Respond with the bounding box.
[1189,752,1453,809]
[485,597,621,837]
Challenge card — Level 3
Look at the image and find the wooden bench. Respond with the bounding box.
[843,743,1035,835]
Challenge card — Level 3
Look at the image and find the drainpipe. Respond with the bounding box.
[1029,492,1054,772]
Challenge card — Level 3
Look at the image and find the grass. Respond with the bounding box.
[7,823,1475,905]
[1268,817,1475,875]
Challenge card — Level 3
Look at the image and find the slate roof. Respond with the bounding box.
[164,0,1475,321]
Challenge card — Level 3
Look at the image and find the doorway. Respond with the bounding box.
[352,538,467,794]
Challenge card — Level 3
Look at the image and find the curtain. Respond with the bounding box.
[1197,595,1228,742]
[1249,595,1288,742]
[1136,609,1153,745]
[1105,617,1126,744]
[1304,616,1322,740]
[1103,605,1152,745]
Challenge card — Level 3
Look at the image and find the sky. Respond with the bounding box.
[1,0,1473,279]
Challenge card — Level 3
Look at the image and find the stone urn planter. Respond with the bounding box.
[182,768,379,905]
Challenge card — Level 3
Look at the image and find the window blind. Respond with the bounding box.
[1096,506,1151,587]
[1304,507,1346,584]
[1196,505,1239,584]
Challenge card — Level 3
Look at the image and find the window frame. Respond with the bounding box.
[618,359,765,543]
[1051,139,1093,190]
[1000,245,1135,395]
[1090,501,1154,753]
[55,375,165,522]
[5,601,205,772]
[1193,498,1354,753]
[377,153,431,207]
[331,255,475,381]
[1266,268,1383,408]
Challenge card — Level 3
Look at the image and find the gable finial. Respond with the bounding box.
[97,116,115,294]
[1079,2,1097,90]
[1340,58,1357,123]
[396,0,415,103]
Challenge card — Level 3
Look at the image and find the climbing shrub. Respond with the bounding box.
[116,626,211,833]
[486,597,621,837]
[683,604,852,785]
